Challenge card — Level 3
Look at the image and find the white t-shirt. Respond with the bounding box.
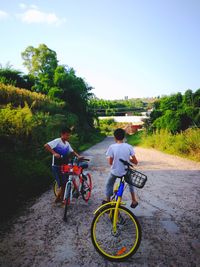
[106,142,135,176]
[47,138,74,166]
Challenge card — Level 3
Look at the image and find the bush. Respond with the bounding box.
[0,154,51,222]
[0,83,65,113]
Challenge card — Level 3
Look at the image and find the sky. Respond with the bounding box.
[0,0,200,100]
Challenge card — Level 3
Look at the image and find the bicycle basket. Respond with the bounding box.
[125,169,147,188]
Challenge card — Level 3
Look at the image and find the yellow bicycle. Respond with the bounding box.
[91,159,147,262]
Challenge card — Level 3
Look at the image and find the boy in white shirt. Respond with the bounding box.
[105,128,138,208]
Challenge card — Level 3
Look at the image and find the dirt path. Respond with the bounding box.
[0,137,200,267]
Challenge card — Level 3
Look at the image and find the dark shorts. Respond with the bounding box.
[52,165,68,187]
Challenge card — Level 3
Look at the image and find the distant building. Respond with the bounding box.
[124,96,128,100]
[124,124,143,135]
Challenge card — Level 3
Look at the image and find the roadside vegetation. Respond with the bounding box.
[0,44,105,221]
[127,89,200,162]
[127,129,200,162]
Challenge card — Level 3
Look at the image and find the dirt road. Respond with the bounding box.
[0,137,200,267]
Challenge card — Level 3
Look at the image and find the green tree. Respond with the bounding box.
[150,90,200,132]
[0,67,34,90]
[184,89,193,106]
[21,44,58,93]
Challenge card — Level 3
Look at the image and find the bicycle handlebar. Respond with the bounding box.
[78,157,90,162]
[119,158,133,168]
[69,156,90,165]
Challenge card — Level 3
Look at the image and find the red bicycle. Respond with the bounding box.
[53,157,92,221]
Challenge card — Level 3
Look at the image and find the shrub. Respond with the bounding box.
[0,83,65,113]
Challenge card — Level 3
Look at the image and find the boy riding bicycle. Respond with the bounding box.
[44,127,82,203]
[105,128,139,208]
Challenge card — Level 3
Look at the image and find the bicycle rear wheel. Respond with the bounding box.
[81,173,92,202]
[53,180,59,197]
[91,205,141,262]
[63,183,71,222]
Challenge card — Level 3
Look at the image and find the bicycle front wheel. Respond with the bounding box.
[63,183,71,222]
[81,173,92,202]
[91,205,141,262]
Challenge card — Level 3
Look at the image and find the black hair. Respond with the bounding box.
[114,128,125,140]
[61,127,72,134]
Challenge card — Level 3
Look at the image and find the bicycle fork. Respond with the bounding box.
[112,197,121,233]
[64,178,73,202]
[112,181,124,233]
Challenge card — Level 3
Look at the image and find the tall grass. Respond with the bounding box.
[0,83,65,113]
[128,128,200,162]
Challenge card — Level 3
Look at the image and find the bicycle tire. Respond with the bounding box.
[53,180,59,197]
[81,173,92,202]
[91,204,141,262]
[63,183,71,222]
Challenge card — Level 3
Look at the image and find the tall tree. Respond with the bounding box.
[21,44,58,93]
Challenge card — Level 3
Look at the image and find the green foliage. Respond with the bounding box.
[21,44,58,94]
[20,44,95,131]
[150,89,200,133]
[98,118,117,135]
[0,83,65,113]
[0,83,99,222]
[0,153,51,221]
[126,131,143,146]
[78,130,106,151]
[153,110,192,133]
[97,118,132,136]
[0,67,34,90]
[0,103,34,136]
[131,128,200,162]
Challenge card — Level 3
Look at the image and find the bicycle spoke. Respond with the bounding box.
[81,173,92,201]
[91,206,141,260]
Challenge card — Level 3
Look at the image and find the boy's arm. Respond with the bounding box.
[108,157,113,165]
[44,143,60,158]
[130,155,138,165]
[71,150,83,160]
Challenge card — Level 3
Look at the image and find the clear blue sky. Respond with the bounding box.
[0,0,200,99]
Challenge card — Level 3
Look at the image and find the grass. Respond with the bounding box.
[126,131,143,146]
[78,132,106,152]
[127,128,200,162]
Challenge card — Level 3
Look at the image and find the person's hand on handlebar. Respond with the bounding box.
[77,155,84,160]
[53,152,62,159]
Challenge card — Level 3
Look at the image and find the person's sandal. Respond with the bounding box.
[54,197,62,203]
[130,202,138,208]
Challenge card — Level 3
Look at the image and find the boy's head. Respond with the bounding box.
[114,128,125,141]
[61,127,72,141]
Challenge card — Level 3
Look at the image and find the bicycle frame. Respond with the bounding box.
[63,174,81,200]
[63,174,73,202]
[94,177,126,234]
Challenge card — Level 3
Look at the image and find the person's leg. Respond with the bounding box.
[105,173,117,202]
[60,173,69,201]
[129,185,138,208]
[52,165,62,202]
